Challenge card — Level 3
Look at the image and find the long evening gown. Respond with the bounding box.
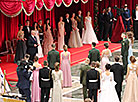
[31,62,42,102]
[52,70,63,102]
[128,39,133,64]
[98,72,120,102]
[68,19,83,48]
[83,16,99,44]
[34,30,44,58]
[43,26,53,55]
[122,64,138,102]
[58,22,65,50]
[61,51,72,87]
[100,49,112,72]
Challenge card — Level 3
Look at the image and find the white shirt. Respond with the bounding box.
[27,26,30,33]
[136,11,138,20]
[66,18,69,23]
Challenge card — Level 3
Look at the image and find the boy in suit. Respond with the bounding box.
[80,58,91,100]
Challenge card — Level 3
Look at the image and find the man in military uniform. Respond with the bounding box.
[88,42,101,64]
[80,58,91,100]
[86,62,100,102]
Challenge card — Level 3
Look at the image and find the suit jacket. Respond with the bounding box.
[88,48,101,64]
[27,36,38,55]
[132,9,138,20]
[23,26,32,40]
[110,63,124,92]
[104,13,111,25]
[122,9,131,21]
[16,68,32,89]
[121,38,129,56]
[80,64,91,86]
[98,13,105,25]
[108,11,114,24]
[76,15,84,29]
[39,67,53,88]
[64,18,72,33]
[86,69,100,89]
[47,49,60,69]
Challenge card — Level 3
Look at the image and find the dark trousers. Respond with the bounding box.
[41,88,50,102]
[122,55,128,75]
[65,31,70,46]
[109,23,113,40]
[83,85,87,100]
[99,24,104,40]
[79,28,82,38]
[116,90,121,102]
[88,89,98,102]
[20,88,31,102]
[123,20,130,31]
[29,52,36,61]
[133,20,138,40]
[103,23,110,41]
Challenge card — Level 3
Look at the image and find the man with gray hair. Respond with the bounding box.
[27,30,38,61]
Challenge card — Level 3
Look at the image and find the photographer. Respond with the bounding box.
[16,55,35,102]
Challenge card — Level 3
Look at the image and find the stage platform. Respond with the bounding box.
[0,41,121,82]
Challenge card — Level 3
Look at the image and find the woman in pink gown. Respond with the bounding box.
[58,16,65,50]
[31,56,42,102]
[61,45,72,87]
[43,18,53,55]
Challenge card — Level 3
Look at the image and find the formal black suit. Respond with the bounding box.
[132,9,138,40]
[27,36,38,61]
[121,38,129,74]
[76,15,84,38]
[39,67,53,102]
[103,13,110,41]
[16,68,32,102]
[38,25,44,44]
[98,13,105,40]
[23,26,32,40]
[64,18,72,46]
[86,68,100,102]
[110,63,124,101]
[108,11,114,40]
[47,49,60,70]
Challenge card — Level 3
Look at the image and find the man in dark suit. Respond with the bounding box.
[98,8,106,41]
[39,61,53,102]
[122,4,131,31]
[47,44,60,70]
[38,20,44,45]
[76,10,84,38]
[80,58,91,100]
[108,7,114,40]
[27,30,39,61]
[16,60,32,102]
[132,5,138,40]
[110,56,124,101]
[88,42,100,64]
[23,20,32,40]
[86,62,100,102]
[121,33,129,74]
[64,13,72,47]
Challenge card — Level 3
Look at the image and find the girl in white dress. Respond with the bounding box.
[100,43,112,71]
[52,62,63,102]
[98,64,120,102]
[83,11,98,44]
[58,16,65,50]
[32,22,43,58]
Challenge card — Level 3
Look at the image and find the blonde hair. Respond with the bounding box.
[127,31,134,44]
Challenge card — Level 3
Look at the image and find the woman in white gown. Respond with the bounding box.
[52,62,63,102]
[32,22,43,58]
[68,13,83,48]
[98,64,120,102]
[58,16,65,50]
[83,11,98,44]
[100,43,112,71]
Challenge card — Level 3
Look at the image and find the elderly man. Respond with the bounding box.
[27,30,38,61]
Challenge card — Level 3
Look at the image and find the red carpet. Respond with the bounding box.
[0,41,121,82]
